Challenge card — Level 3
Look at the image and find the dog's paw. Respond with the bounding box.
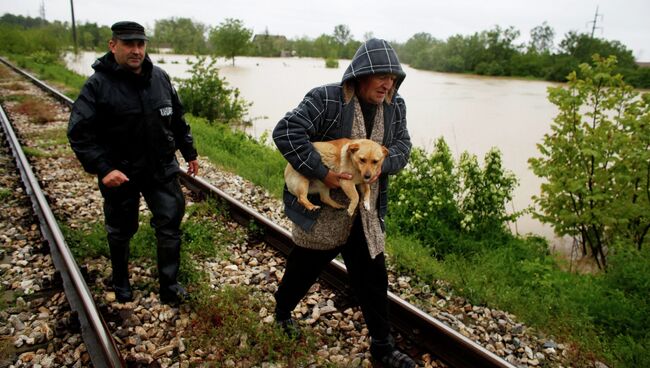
[347,207,355,216]
[363,200,370,210]
[309,205,321,211]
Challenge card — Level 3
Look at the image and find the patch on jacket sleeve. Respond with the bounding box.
[159,106,173,117]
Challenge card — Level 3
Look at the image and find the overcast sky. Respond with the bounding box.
[3,0,649,60]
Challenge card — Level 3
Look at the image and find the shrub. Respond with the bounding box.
[388,137,519,256]
[324,57,339,68]
[175,56,251,125]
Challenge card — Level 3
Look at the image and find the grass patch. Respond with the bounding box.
[32,127,69,147]
[0,188,11,202]
[188,116,286,198]
[21,146,48,158]
[387,233,650,367]
[0,94,28,103]
[61,221,110,259]
[14,95,58,124]
[188,285,319,366]
[8,54,85,99]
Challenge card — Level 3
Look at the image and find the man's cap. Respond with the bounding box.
[111,21,148,41]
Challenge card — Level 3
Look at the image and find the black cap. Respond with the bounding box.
[111,21,148,41]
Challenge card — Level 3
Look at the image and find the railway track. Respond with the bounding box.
[0,56,516,368]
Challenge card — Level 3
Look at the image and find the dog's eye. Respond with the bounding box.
[372,160,379,164]
[360,159,366,163]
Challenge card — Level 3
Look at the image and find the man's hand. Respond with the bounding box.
[187,159,199,176]
[323,170,352,189]
[102,170,129,188]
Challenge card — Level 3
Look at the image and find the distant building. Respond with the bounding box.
[252,33,290,57]
[637,61,650,68]
[252,34,287,44]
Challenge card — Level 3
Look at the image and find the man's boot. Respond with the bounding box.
[157,237,188,306]
[108,240,132,303]
[370,336,416,368]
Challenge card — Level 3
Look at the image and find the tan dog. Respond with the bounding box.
[285,138,389,216]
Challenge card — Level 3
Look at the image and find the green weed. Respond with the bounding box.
[0,188,11,202]
[188,115,286,198]
[188,285,319,366]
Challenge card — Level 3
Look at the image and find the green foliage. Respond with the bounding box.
[387,232,650,366]
[77,22,112,51]
[209,18,253,66]
[0,14,113,54]
[559,31,636,70]
[385,234,445,280]
[153,17,208,54]
[312,34,337,58]
[324,57,338,68]
[528,21,555,54]
[175,56,250,124]
[388,138,519,256]
[0,24,66,57]
[61,222,110,259]
[396,23,649,88]
[458,149,519,235]
[529,55,650,268]
[187,116,286,198]
[10,54,85,98]
[0,188,11,201]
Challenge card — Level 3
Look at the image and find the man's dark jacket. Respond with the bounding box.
[68,52,197,182]
[273,38,412,231]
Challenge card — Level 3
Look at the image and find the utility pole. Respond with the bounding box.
[39,0,46,23]
[70,0,78,54]
[587,6,603,38]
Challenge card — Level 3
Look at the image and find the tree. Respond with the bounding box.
[529,21,555,54]
[559,31,636,69]
[529,55,650,269]
[154,17,207,54]
[401,33,436,65]
[333,24,352,45]
[209,18,252,66]
[312,34,337,58]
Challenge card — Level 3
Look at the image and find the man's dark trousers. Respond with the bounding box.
[274,215,391,340]
[100,175,185,298]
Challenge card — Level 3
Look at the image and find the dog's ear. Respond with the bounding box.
[381,146,389,157]
[348,143,360,154]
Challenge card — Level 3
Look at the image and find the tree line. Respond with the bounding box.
[1,13,649,87]
[396,23,650,88]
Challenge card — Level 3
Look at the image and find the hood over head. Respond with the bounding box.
[341,38,406,104]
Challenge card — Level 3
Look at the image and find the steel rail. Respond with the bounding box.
[2,55,515,367]
[179,173,515,368]
[0,104,124,367]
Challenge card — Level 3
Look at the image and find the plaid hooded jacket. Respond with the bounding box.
[273,38,412,232]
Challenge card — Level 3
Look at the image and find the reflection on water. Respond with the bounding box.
[66,52,569,249]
